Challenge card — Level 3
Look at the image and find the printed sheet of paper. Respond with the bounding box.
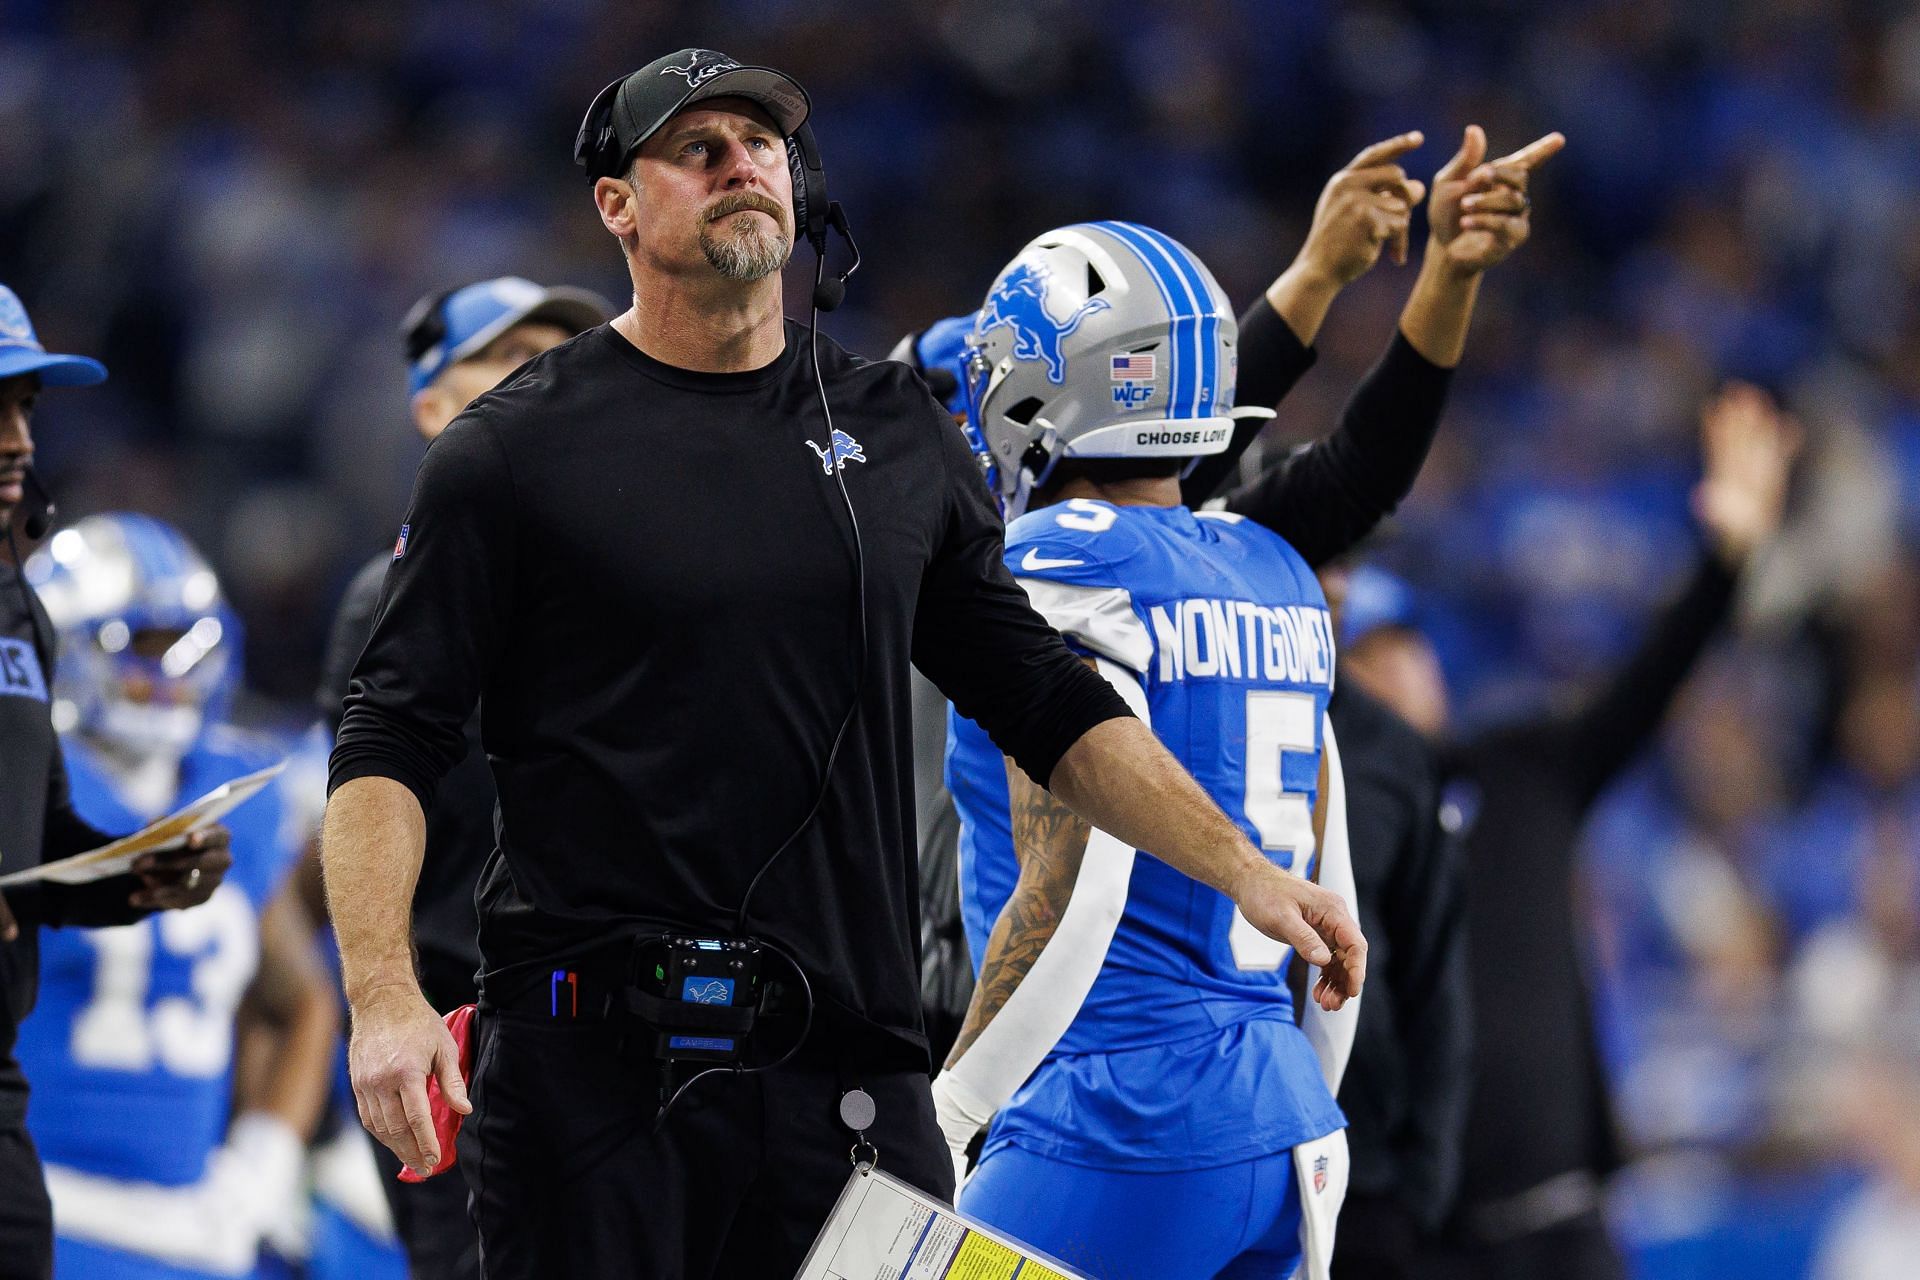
[795,1165,1090,1280]
[0,761,285,888]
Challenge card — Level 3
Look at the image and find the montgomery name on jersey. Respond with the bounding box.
[948,496,1344,1171]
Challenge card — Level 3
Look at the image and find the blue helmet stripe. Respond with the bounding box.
[1095,221,1207,418]
[1085,221,1187,415]
[1122,222,1220,416]
[1094,221,1198,416]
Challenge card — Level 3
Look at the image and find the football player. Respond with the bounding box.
[941,222,1359,1280]
[933,127,1561,1280]
[17,515,337,1280]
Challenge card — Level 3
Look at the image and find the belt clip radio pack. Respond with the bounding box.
[622,935,762,1064]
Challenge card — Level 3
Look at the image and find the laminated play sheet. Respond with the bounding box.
[796,1165,1089,1280]
[0,761,285,888]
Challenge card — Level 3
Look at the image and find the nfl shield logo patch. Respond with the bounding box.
[1313,1154,1329,1194]
[393,523,410,560]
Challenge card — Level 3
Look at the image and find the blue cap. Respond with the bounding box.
[1340,566,1422,649]
[0,285,106,387]
[405,277,610,397]
[887,313,977,416]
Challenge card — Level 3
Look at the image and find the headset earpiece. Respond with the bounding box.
[786,122,829,255]
[574,77,628,180]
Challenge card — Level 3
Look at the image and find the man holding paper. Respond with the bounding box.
[0,283,232,1280]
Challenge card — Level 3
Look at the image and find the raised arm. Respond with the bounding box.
[1215,127,1565,565]
[1265,132,1428,349]
[1559,383,1800,806]
[1183,132,1428,506]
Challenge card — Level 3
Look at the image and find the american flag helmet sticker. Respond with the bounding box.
[1111,352,1156,381]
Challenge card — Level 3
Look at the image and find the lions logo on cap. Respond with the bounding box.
[976,262,1109,385]
[660,51,740,90]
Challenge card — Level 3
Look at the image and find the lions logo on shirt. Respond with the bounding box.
[806,429,866,474]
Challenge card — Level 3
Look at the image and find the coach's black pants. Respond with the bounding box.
[0,1123,51,1280]
[459,1008,953,1279]
[372,1128,482,1279]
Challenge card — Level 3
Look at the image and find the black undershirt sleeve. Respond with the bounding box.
[329,413,515,812]
[911,404,1133,788]
[1556,551,1740,810]
[10,745,143,929]
[1179,300,1318,506]
[1220,329,1454,567]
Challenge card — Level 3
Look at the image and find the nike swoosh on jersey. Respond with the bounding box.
[1020,549,1087,572]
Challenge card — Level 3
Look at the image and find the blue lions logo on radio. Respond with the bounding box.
[806,429,867,474]
[682,978,735,1006]
[977,262,1110,384]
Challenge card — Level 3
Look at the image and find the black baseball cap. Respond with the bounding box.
[574,49,811,180]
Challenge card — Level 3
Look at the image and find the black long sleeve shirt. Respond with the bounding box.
[1445,553,1738,1215]
[1185,305,1455,565]
[0,561,147,1121]
[1327,684,1469,1230]
[319,555,490,1012]
[329,322,1130,1057]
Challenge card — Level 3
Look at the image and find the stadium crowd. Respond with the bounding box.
[3,0,1919,1274]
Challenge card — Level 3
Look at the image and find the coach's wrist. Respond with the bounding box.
[343,971,423,1013]
[1220,854,1287,922]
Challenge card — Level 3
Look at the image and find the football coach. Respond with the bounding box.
[322,49,1365,1278]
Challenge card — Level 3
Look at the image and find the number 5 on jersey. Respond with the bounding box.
[1229,690,1318,971]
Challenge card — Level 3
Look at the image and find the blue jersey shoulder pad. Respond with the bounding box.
[1004,500,1164,675]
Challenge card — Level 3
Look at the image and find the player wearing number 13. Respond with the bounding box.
[15,515,335,1280]
[0,287,232,1280]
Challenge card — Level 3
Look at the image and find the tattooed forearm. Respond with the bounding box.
[943,755,1093,1067]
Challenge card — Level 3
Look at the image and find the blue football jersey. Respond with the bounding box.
[19,727,298,1187]
[948,499,1345,1169]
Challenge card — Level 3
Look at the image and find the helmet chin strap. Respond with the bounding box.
[1006,420,1060,521]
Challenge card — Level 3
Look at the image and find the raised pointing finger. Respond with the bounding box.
[1491,131,1566,171]
[1346,130,1424,170]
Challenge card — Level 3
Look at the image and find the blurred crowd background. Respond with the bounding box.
[4,0,1920,1274]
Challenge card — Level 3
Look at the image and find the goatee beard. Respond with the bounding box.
[700,213,792,282]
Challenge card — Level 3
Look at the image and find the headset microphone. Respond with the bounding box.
[21,466,55,540]
[810,202,860,312]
